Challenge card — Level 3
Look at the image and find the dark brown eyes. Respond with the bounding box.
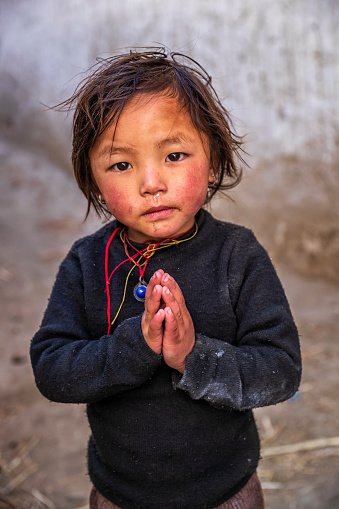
[166,152,185,162]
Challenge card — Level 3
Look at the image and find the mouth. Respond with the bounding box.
[142,206,176,219]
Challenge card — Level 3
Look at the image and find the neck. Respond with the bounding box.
[125,224,197,246]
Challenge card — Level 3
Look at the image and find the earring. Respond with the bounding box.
[98,194,106,205]
[208,169,216,186]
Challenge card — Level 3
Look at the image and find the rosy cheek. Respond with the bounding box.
[181,167,208,207]
[105,191,128,216]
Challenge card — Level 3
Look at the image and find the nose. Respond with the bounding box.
[139,165,167,196]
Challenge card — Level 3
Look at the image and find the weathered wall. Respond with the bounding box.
[1,0,339,280]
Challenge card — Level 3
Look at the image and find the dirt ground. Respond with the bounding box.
[1,141,339,509]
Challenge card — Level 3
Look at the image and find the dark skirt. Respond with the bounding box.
[89,472,265,509]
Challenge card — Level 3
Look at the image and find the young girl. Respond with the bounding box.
[30,48,301,509]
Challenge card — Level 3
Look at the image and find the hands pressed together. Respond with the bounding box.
[141,269,195,373]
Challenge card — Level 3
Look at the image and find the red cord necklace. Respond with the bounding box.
[104,223,198,334]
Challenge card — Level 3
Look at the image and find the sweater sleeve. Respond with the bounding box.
[173,229,301,411]
[30,245,162,404]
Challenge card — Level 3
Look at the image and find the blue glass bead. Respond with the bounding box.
[136,285,146,298]
[134,283,147,301]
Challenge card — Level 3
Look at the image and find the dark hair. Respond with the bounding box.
[58,47,244,219]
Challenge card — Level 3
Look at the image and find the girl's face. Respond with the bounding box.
[90,92,214,243]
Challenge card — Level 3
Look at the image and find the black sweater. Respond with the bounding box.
[30,209,301,509]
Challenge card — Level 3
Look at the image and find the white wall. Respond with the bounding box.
[1,0,339,279]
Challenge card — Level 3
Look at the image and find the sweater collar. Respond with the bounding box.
[115,208,209,251]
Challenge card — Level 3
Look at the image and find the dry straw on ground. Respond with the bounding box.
[0,438,55,509]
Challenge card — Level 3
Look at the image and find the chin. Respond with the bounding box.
[129,218,192,243]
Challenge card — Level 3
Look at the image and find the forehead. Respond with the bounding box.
[92,92,208,156]
[118,92,190,125]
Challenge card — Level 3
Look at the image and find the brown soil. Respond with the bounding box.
[1,142,339,509]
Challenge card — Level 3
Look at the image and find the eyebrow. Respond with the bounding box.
[156,132,195,149]
[96,131,195,160]
[96,144,138,159]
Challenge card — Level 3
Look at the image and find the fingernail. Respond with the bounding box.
[163,273,169,282]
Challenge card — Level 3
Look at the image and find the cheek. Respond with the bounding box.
[104,188,132,216]
[179,167,209,207]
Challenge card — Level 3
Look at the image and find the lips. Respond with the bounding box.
[142,206,176,219]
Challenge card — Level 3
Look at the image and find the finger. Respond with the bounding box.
[162,286,185,326]
[164,307,180,342]
[161,273,186,307]
[151,308,166,328]
[162,286,196,347]
[144,270,164,303]
[151,269,165,287]
[148,308,166,339]
[144,284,162,316]
[146,269,164,293]
[141,307,165,355]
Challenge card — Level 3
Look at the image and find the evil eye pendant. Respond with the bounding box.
[133,278,147,302]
